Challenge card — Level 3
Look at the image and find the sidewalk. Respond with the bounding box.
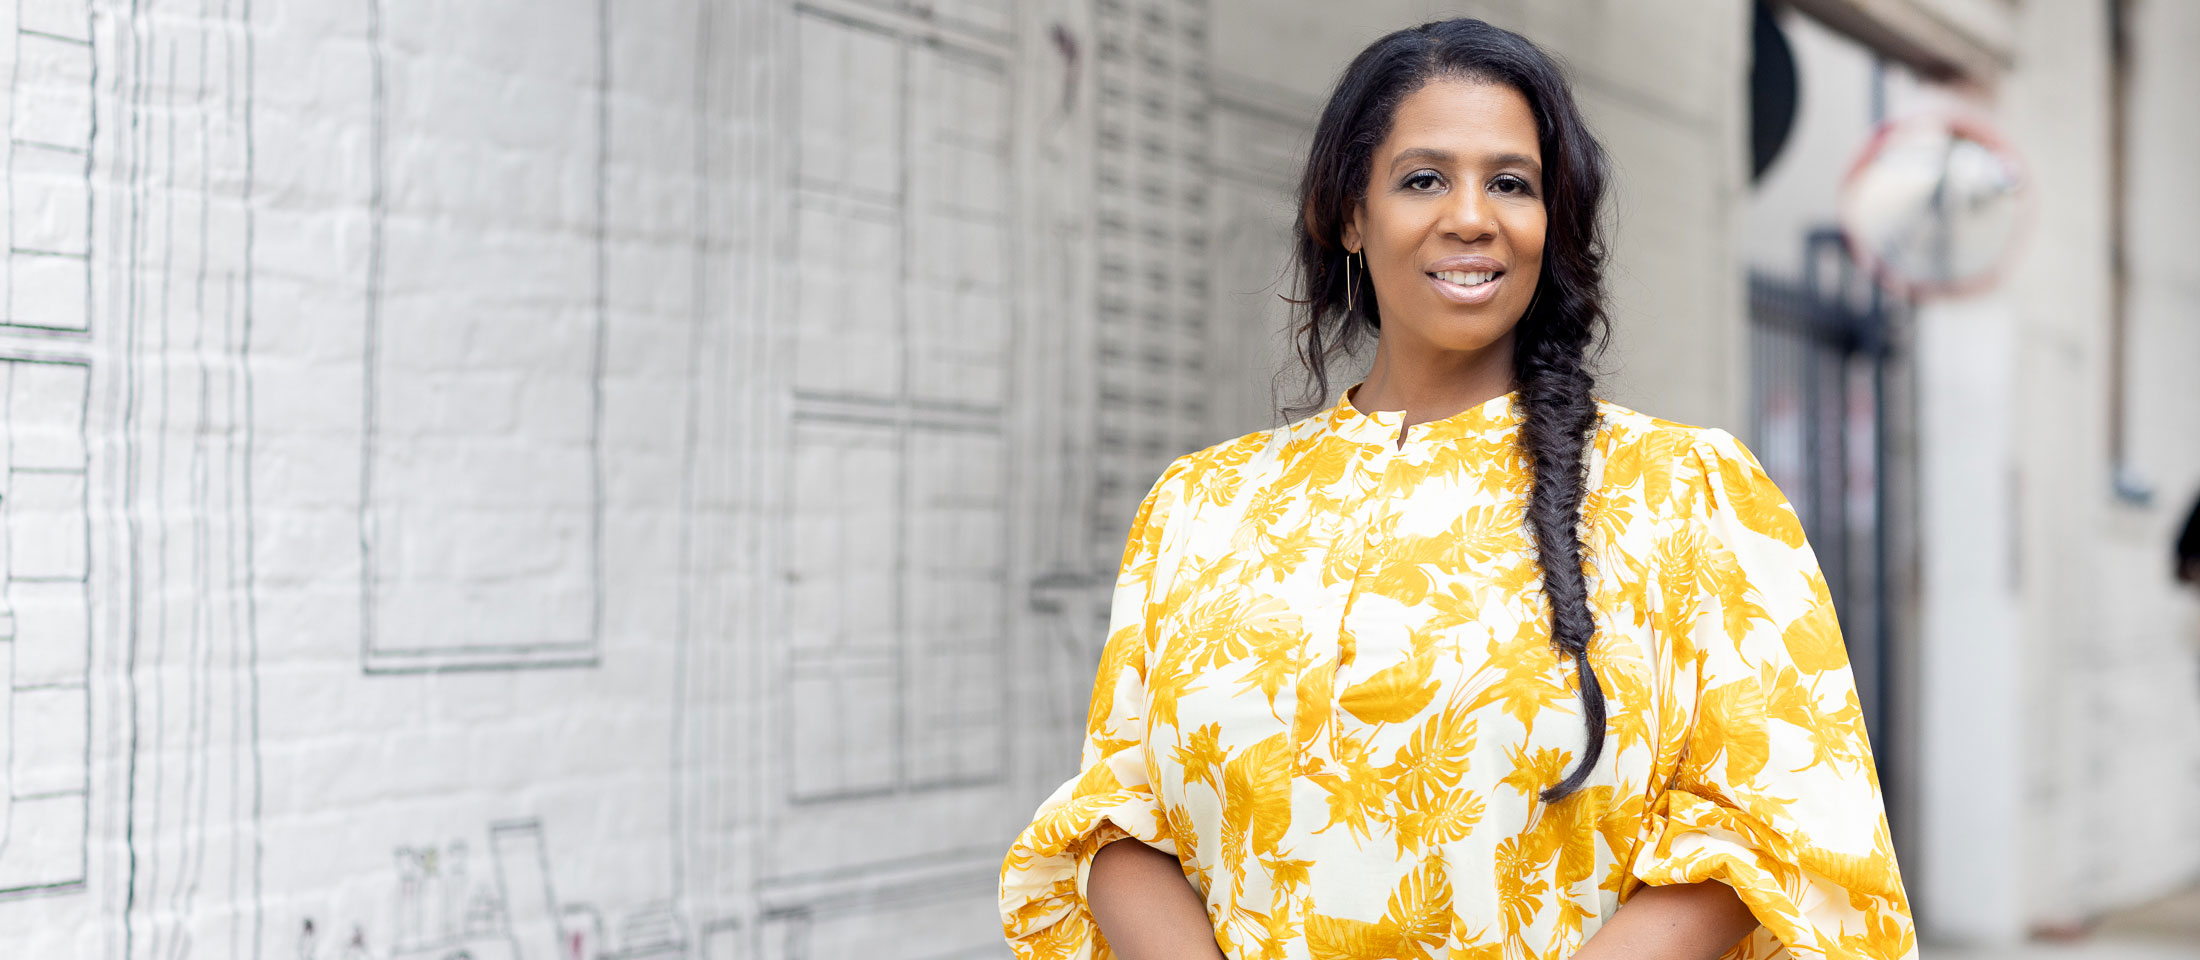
[1921,883,2200,960]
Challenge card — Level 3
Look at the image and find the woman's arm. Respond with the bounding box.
[1572,880,1759,960]
[1087,838,1227,960]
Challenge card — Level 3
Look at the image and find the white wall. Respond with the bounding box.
[0,1,1761,958]
[0,0,1209,956]
[2046,0,2200,919]
[1903,0,2200,937]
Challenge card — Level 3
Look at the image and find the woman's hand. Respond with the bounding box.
[1087,838,1227,960]
[1572,880,1760,960]
[1090,840,1755,960]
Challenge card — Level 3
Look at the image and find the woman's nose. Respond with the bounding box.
[1441,189,1498,242]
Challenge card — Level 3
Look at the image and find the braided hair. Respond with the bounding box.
[1289,18,1613,801]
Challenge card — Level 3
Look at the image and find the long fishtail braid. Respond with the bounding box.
[1516,302,1605,803]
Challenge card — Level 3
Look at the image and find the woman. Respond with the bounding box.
[1002,18,1912,960]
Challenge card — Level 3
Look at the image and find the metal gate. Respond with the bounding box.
[1747,228,1900,754]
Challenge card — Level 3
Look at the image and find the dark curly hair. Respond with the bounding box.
[1290,18,1614,801]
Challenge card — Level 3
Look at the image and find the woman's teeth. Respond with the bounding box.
[1433,270,1497,287]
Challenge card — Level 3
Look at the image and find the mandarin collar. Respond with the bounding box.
[1322,383,1520,447]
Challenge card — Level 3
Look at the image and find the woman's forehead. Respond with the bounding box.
[1380,79,1541,165]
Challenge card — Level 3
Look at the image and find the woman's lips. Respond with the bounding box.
[1426,269,1504,305]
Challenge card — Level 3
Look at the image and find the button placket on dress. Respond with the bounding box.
[1288,397,1495,824]
[1331,416,1409,719]
[1284,410,1397,778]
[1320,401,1503,765]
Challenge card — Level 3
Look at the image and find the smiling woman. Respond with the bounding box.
[1001,17,1914,960]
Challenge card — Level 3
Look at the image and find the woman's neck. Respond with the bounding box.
[1349,330,1517,429]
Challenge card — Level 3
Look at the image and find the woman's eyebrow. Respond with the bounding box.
[1387,147,1543,176]
[1388,147,1454,171]
[1489,152,1543,175]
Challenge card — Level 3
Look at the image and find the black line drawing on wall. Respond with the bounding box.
[742,6,1035,953]
[0,0,1239,954]
[95,0,262,956]
[0,0,103,903]
[1012,0,1221,778]
[670,0,770,951]
[2,0,94,335]
[1088,0,1214,575]
[316,818,689,960]
[0,356,91,896]
[359,0,610,674]
[780,2,1014,807]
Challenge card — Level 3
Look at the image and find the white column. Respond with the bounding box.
[1912,293,2026,943]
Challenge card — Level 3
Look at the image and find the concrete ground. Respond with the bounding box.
[1921,883,2200,960]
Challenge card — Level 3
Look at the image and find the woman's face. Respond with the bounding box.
[1343,78,1546,360]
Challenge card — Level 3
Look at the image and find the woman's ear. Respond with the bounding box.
[1309,194,1365,254]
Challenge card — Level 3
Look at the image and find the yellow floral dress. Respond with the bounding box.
[1000,388,1914,960]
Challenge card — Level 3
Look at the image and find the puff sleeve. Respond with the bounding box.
[999,462,1189,960]
[1630,431,1916,960]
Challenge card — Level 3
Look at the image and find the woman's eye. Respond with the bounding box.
[1404,171,1444,191]
[1492,175,1534,195]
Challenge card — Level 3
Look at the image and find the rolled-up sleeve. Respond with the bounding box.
[1631,431,1915,960]
[1000,462,1187,959]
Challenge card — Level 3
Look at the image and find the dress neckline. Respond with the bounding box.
[1324,382,1520,447]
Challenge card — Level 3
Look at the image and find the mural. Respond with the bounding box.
[0,356,91,897]
[0,0,1304,956]
[299,819,687,960]
[359,0,611,674]
[0,0,97,907]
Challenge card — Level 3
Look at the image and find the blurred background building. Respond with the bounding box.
[0,0,2190,958]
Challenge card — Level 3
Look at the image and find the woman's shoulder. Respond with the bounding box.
[1594,398,1732,453]
[1590,399,1778,506]
[1138,411,1334,515]
[1150,419,1301,490]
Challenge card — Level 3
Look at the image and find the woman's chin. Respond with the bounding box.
[1391,307,1525,355]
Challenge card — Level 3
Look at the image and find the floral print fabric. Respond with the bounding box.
[999,388,1914,960]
